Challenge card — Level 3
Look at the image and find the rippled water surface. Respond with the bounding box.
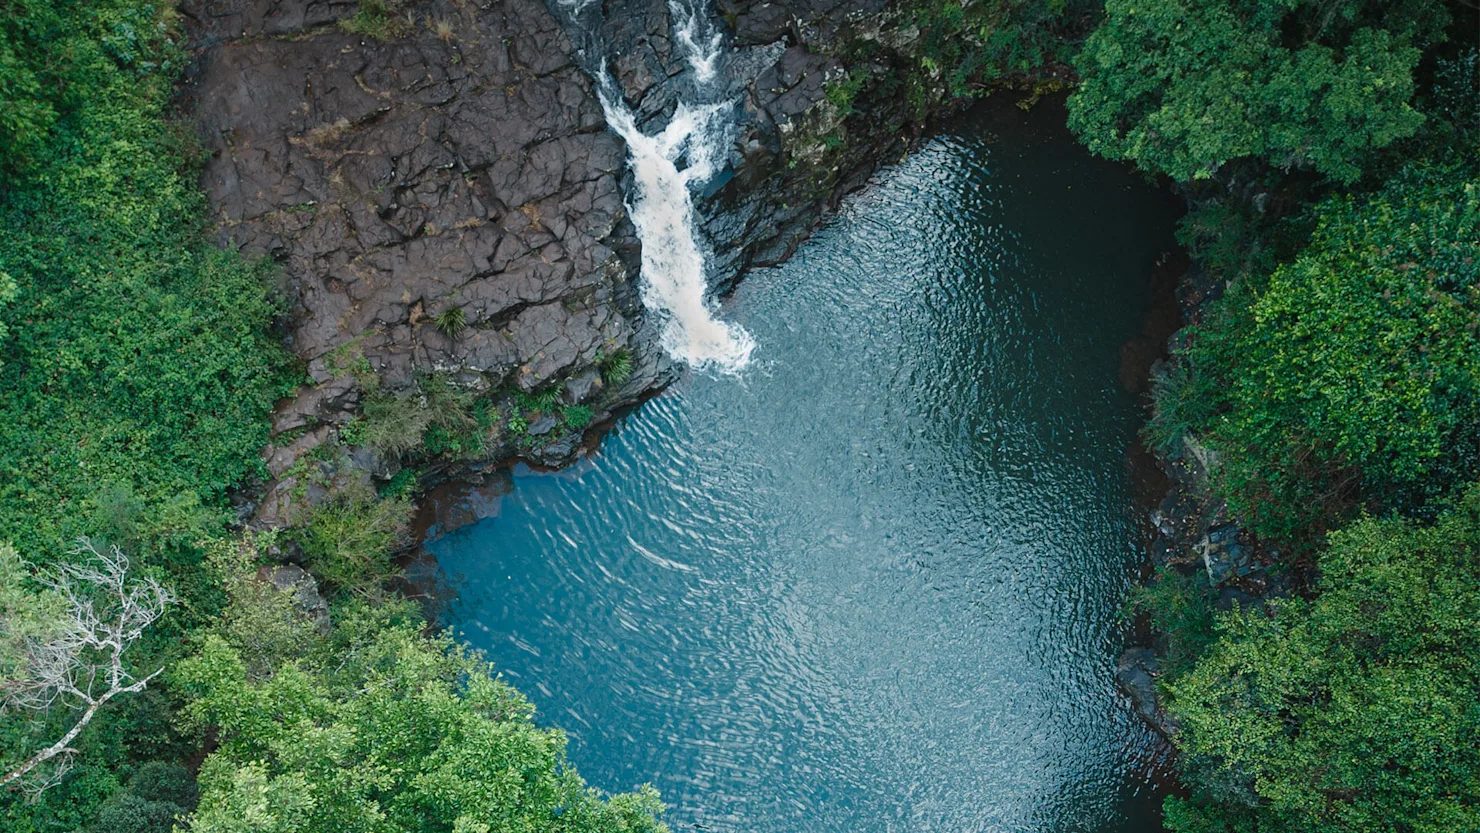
[431,101,1179,833]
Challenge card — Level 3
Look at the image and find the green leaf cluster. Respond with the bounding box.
[1156,163,1480,542]
[1068,0,1447,182]
[176,601,669,833]
[1164,486,1480,832]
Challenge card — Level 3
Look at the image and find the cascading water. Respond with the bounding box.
[561,0,754,372]
[670,0,724,82]
[598,96,754,371]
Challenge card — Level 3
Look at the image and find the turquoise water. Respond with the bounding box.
[430,100,1179,833]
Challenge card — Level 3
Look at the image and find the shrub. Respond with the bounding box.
[431,305,466,339]
[377,468,419,499]
[353,391,434,456]
[1164,485,1480,832]
[562,405,594,430]
[908,0,1089,101]
[90,762,197,833]
[351,375,479,458]
[202,537,318,680]
[1164,162,1480,543]
[1126,566,1217,678]
[340,0,412,40]
[293,487,412,594]
[597,349,633,387]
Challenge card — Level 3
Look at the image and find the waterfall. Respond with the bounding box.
[670,0,723,83]
[598,96,755,371]
[563,0,754,372]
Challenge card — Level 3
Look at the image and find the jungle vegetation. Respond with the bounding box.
[0,1,666,831]
[1067,0,1480,830]
[1,0,1477,831]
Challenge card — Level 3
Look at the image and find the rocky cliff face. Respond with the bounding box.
[183,0,929,528]
[187,0,649,399]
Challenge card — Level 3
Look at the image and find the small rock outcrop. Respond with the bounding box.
[257,563,333,634]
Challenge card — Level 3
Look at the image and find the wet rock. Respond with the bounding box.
[258,563,332,634]
[1116,647,1171,737]
[1199,522,1254,586]
[562,369,604,404]
[532,431,581,466]
[527,415,559,436]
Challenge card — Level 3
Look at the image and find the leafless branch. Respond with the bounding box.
[1,538,173,796]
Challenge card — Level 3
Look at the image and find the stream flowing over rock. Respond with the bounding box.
[183,0,928,523]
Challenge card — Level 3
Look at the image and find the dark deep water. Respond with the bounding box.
[429,100,1181,833]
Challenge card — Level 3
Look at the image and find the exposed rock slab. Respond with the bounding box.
[187,0,644,402]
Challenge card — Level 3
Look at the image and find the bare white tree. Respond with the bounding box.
[0,538,173,795]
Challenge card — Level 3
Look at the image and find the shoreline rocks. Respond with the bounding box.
[185,0,954,534]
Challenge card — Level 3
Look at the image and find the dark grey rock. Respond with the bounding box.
[1200,522,1254,586]
[527,415,559,436]
[533,431,581,466]
[348,445,403,481]
[1116,647,1171,736]
[186,0,644,454]
[562,369,603,404]
[259,563,332,634]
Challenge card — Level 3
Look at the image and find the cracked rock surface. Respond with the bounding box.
[186,0,928,531]
[187,0,644,402]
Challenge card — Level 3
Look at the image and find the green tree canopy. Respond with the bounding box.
[176,600,669,833]
[1068,0,1447,182]
[1155,162,1480,542]
[1163,485,1480,833]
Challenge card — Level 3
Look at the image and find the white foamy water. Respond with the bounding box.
[670,0,723,83]
[600,94,755,371]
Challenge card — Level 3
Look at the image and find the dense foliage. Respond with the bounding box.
[0,0,295,563]
[177,568,667,833]
[1089,0,1480,828]
[1164,488,1480,832]
[4,0,1478,830]
[1153,163,1480,542]
[906,0,1090,98]
[0,0,292,826]
[1067,0,1446,182]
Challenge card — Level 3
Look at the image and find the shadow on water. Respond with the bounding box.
[427,96,1181,833]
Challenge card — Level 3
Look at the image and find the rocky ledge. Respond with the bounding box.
[182,0,942,530]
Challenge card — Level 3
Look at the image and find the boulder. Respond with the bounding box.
[258,563,332,635]
[1116,647,1172,737]
[1199,522,1254,586]
[562,369,604,404]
